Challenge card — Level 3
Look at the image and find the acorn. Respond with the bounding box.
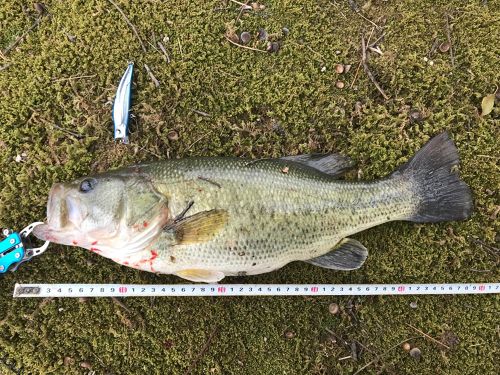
[409,109,423,123]
[258,28,268,41]
[34,3,46,15]
[439,41,451,53]
[402,342,411,351]
[80,361,92,369]
[240,31,251,45]
[284,330,295,339]
[409,347,422,360]
[336,81,345,89]
[328,303,340,314]
[267,42,280,53]
[167,130,179,141]
[335,64,344,74]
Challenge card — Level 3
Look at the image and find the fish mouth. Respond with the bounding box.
[46,183,68,230]
[34,183,82,243]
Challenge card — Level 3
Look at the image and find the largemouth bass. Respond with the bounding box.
[33,132,472,282]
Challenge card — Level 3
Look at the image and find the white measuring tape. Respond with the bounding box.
[13,283,500,297]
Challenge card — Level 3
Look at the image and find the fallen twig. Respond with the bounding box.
[190,108,211,117]
[52,74,97,82]
[361,34,389,100]
[144,64,160,87]
[111,297,132,313]
[157,41,171,63]
[108,0,146,52]
[184,326,219,374]
[224,35,267,53]
[350,28,375,89]
[229,0,252,10]
[445,14,455,67]
[353,336,418,375]
[347,0,380,29]
[406,324,450,350]
[2,18,41,55]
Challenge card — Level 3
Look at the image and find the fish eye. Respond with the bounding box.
[79,178,97,193]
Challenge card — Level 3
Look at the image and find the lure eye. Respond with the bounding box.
[79,178,97,193]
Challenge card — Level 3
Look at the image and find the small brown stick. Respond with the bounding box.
[111,297,132,313]
[157,41,171,63]
[229,0,252,9]
[108,0,146,53]
[185,131,212,152]
[144,64,160,87]
[445,14,455,67]
[224,35,267,53]
[361,34,389,100]
[2,18,41,55]
[184,326,219,374]
[350,27,375,89]
[190,108,211,117]
[52,74,97,82]
[407,324,450,350]
[51,123,84,139]
[369,33,386,48]
[177,38,184,59]
[353,336,419,375]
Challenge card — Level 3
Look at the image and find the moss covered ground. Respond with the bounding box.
[0,0,499,373]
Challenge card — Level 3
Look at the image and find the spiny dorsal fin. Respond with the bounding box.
[280,153,355,177]
[165,209,228,244]
[175,269,225,282]
[305,238,368,270]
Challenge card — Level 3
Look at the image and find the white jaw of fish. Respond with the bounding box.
[33,183,166,261]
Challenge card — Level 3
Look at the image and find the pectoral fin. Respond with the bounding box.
[165,209,228,245]
[305,238,368,270]
[176,269,225,282]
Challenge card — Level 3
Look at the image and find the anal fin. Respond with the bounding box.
[176,269,225,282]
[305,238,368,270]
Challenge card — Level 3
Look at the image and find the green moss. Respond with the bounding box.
[0,0,498,374]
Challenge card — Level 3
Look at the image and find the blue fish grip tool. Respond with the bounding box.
[0,223,50,274]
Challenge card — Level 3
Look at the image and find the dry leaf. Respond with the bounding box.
[480,94,495,116]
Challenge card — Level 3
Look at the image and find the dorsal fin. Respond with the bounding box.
[280,153,355,177]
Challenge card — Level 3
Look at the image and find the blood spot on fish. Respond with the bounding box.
[91,240,98,246]
[170,256,176,263]
[148,250,158,272]
[123,261,129,265]
[90,247,101,253]
[72,240,78,245]
[143,221,149,228]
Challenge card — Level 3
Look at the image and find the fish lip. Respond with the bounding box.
[47,183,66,229]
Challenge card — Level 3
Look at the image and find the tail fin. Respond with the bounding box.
[394,132,472,223]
